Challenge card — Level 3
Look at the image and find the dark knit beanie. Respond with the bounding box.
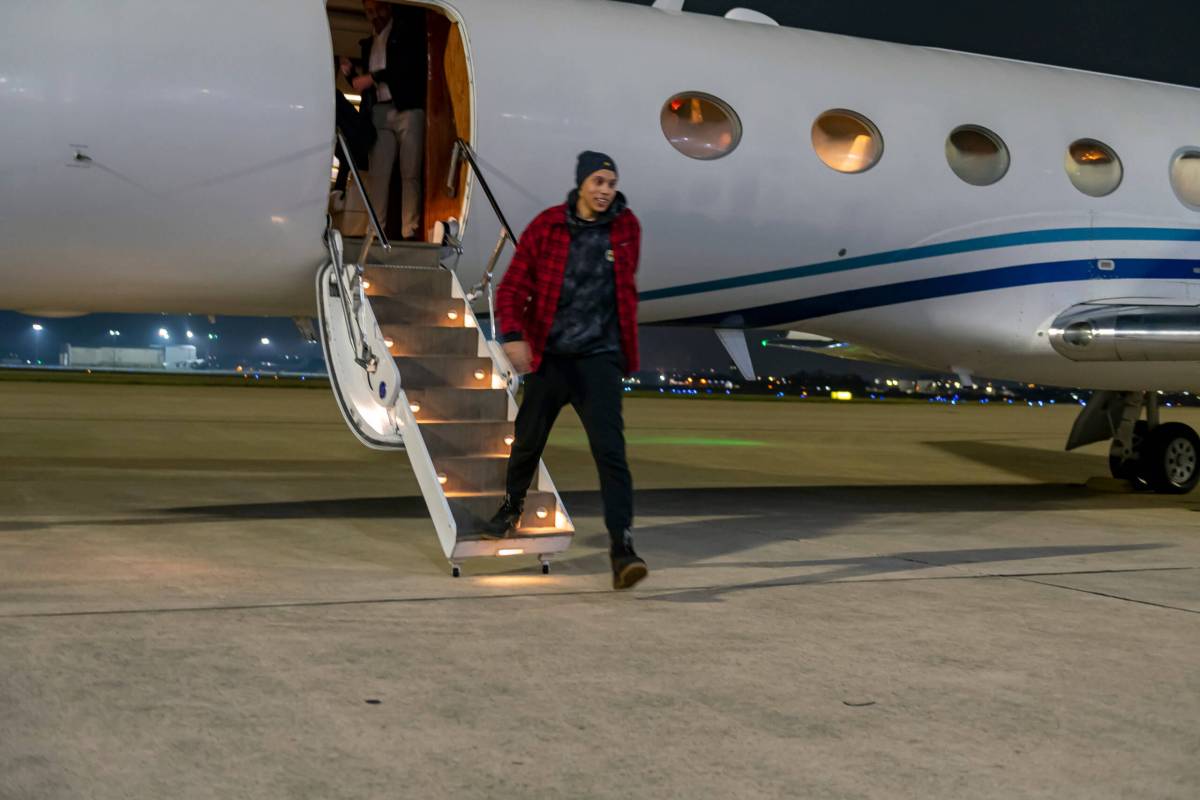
[576,151,618,187]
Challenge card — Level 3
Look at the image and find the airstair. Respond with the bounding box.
[316,135,573,577]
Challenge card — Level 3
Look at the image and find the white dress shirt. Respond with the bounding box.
[368,20,393,103]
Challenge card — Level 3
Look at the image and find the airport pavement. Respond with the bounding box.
[0,381,1197,799]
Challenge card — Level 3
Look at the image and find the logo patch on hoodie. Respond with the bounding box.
[606,249,615,262]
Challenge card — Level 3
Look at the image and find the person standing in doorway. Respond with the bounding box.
[485,152,647,591]
[354,0,426,240]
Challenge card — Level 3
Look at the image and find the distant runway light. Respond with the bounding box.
[186,331,194,339]
[157,328,169,339]
[31,323,43,331]
[260,337,271,345]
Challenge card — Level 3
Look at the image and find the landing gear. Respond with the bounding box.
[451,564,461,578]
[1082,390,1200,494]
[539,558,551,575]
[1108,420,1149,488]
[1140,422,1200,494]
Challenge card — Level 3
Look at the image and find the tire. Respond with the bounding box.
[1109,420,1150,488]
[1141,422,1200,494]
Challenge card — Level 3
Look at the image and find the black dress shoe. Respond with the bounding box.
[480,495,523,540]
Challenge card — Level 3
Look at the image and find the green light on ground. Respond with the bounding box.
[557,433,766,447]
[631,435,765,447]
[761,339,769,347]
[633,434,763,448]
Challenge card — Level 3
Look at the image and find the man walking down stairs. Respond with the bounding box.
[485,151,648,591]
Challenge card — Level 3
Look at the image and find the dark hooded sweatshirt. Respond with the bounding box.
[543,190,627,357]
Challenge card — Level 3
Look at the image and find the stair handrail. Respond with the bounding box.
[336,127,390,258]
[328,128,391,377]
[324,222,379,377]
[448,139,519,340]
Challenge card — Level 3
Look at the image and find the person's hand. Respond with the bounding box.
[503,341,532,374]
[338,56,353,78]
[351,74,374,92]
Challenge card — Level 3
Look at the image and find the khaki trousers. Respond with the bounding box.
[368,104,424,240]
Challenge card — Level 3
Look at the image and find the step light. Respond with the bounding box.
[361,280,371,290]
[437,473,448,485]
[384,337,395,349]
[535,507,548,520]
[503,435,515,446]
[474,369,486,380]
[497,548,524,557]
[409,402,421,413]
[446,310,459,321]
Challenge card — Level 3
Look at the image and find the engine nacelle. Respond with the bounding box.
[1050,303,1200,362]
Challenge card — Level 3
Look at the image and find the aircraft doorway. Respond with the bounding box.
[327,0,472,244]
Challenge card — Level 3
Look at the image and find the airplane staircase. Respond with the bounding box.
[317,132,574,575]
[317,226,575,577]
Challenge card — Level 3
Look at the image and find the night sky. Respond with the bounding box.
[617,0,1200,89]
[2,1,1195,377]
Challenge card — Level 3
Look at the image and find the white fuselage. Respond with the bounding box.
[2,0,1199,390]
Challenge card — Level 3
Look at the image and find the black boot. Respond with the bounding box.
[480,494,523,540]
[610,529,648,590]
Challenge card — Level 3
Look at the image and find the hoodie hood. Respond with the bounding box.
[565,189,627,231]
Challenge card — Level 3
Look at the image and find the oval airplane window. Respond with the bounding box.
[1065,138,1122,197]
[945,125,1010,186]
[1170,149,1200,209]
[660,92,742,160]
[812,110,883,174]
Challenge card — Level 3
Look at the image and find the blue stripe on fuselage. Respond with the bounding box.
[639,227,1200,303]
[659,258,1200,327]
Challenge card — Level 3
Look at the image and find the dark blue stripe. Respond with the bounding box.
[639,227,1200,302]
[661,258,1200,328]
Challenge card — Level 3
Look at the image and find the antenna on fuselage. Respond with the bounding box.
[724,8,779,25]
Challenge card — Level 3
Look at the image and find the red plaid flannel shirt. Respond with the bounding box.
[496,203,641,375]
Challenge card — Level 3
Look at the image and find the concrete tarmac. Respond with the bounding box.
[1,381,1197,799]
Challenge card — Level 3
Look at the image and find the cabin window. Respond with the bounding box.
[811,110,883,174]
[1065,138,1122,197]
[945,125,1009,186]
[1170,149,1200,209]
[660,92,742,160]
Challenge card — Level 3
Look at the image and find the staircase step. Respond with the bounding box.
[346,239,444,268]
[394,356,493,389]
[447,491,566,539]
[421,420,514,458]
[370,296,469,327]
[384,325,480,357]
[362,266,452,298]
[404,387,509,422]
[434,455,508,495]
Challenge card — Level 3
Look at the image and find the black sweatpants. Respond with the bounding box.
[505,352,633,545]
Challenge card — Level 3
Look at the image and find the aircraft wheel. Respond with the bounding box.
[1109,420,1150,488]
[1141,422,1200,494]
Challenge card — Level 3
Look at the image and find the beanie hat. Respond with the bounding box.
[576,151,618,187]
